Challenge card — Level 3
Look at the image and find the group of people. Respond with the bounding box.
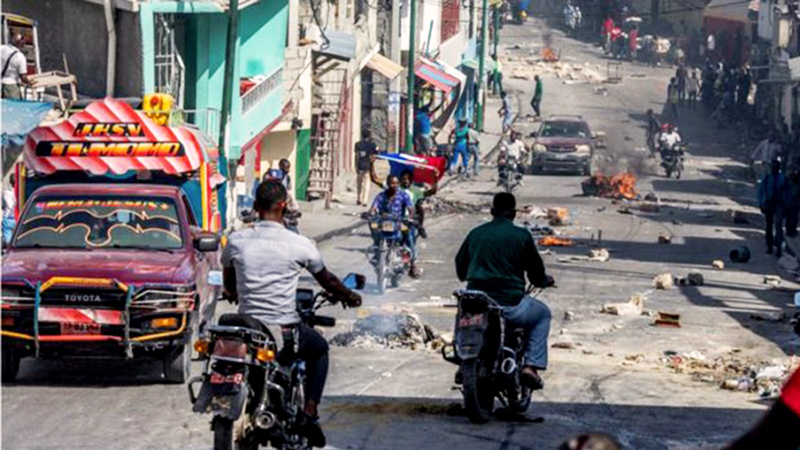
[601,16,638,61]
[700,61,752,119]
[563,0,582,36]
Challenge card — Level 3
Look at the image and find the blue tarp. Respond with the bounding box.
[1,99,52,147]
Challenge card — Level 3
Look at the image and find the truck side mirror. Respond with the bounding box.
[195,233,219,252]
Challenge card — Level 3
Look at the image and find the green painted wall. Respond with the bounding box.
[140,0,289,159]
[295,129,311,201]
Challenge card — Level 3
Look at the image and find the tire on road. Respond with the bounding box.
[163,335,192,384]
[461,358,494,424]
[213,415,256,450]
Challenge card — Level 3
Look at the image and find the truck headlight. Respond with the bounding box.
[533,144,547,153]
[575,144,591,154]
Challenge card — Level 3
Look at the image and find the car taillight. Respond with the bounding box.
[212,339,247,358]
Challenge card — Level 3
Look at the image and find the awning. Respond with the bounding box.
[316,30,356,60]
[366,53,404,80]
[415,58,461,94]
[461,58,497,72]
[22,98,212,176]
[704,0,752,23]
[1,100,52,147]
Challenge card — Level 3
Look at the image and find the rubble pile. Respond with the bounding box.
[331,312,448,351]
[423,197,489,217]
[661,351,799,398]
[507,59,606,83]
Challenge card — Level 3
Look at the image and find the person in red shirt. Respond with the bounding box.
[602,16,614,54]
[726,367,800,449]
[628,26,639,61]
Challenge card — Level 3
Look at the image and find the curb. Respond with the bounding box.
[312,219,366,244]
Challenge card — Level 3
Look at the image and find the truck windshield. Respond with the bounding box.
[539,121,591,138]
[13,195,184,250]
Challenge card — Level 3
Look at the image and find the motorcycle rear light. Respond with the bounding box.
[212,339,248,358]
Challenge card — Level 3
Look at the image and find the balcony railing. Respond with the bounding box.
[241,67,283,115]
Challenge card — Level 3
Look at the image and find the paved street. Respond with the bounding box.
[4,18,798,450]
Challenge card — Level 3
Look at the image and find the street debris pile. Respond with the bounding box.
[582,172,638,200]
[506,57,606,84]
[601,294,645,316]
[653,273,674,290]
[661,351,799,398]
[423,197,489,217]
[557,248,610,263]
[330,311,448,351]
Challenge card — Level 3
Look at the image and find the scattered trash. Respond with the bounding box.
[644,192,659,202]
[538,236,575,247]
[756,365,787,380]
[658,234,672,244]
[423,197,489,217]
[729,246,751,263]
[558,255,589,263]
[522,205,549,219]
[625,353,646,363]
[617,206,633,215]
[564,310,575,321]
[526,224,555,236]
[640,203,660,213]
[750,310,786,322]
[712,260,725,269]
[654,312,681,327]
[547,207,570,226]
[764,275,782,286]
[601,294,644,316]
[728,209,749,224]
[588,248,610,262]
[581,172,638,200]
[551,341,576,350]
[686,272,705,286]
[653,273,674,290]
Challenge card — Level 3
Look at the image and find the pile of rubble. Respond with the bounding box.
[507,59,606,84]
[330,311,449,351]
[661,351,799,398]
[423,197,489,217]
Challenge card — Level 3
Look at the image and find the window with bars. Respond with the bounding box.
[441,0,460,43]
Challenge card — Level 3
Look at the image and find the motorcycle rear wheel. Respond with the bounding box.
[462,358,494,424]
[213,415,257,450]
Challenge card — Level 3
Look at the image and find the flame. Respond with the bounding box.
[537,236,575,247]
[583,172,638,200]
[541,47,558,62]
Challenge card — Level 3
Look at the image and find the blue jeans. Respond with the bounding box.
[502,295,551,370]
[2,216,15,245]
[451,142,469,172]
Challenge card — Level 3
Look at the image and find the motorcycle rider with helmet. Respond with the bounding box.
[455,192,554,390]
[222,179,362,448]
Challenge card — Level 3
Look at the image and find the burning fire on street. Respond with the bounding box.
[581,172,638,200]
[541,47,559,62]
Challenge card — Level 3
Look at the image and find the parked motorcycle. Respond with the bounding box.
[188,273,366,450]
[660,142,686,178]
[367,213,415,294]
[442,284,553,423]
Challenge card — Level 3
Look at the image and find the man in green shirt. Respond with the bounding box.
[531,75,543,118]
[455,192,553,390]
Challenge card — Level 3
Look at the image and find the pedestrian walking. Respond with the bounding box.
[758,159,789,257]
[500,91,514,134]
[676,65,687,105]
[602,16,614,54]
[1,34,28,100]
[786,169,800,237]
[468,125,481,176]
[2,174,15,246]
[449,119,471,175]
[414,105,434,154]
[355,130,378,206]
[687,70,700,109]
[752,134,782,181]
[628,26,639,61]
[490,54,503,96]
[530,76,542,118]
[667,78,679,120]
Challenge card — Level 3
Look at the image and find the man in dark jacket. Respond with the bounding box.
[758,159,789,256]
[455,193,553,390]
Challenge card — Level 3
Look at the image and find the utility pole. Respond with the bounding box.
[475,0,488,131]
[390,0,401,152]
[219,0,239,183]
[405,0,417,153]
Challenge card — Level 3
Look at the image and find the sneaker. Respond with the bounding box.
[520,367,544,391]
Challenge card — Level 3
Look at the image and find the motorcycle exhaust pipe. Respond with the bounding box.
[255,410,277,429]
[500,357,517,375]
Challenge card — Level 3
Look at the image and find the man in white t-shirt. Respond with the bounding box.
[1,34,28,100]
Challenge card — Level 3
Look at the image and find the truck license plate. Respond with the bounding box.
[39,308,123,335]
[61,322,101,335]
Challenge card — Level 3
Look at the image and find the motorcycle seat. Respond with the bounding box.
[218,313,270,334]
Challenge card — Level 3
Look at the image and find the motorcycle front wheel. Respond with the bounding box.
[461,358,494,424]
[377,247,388,294]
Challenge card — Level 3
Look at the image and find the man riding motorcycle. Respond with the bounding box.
[221,179,362,448]
[370,174,418,277]
[455,192,554,390]
[499,131,527,186]
[659,124,681,156]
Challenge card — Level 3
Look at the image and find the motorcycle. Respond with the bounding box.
[188,273,366,450]
[367,213,415,294]
[660,142,686,178]
[497,146,523,193]
[441,284,552,423]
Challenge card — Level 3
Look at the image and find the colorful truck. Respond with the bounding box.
[1,97,227,384]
